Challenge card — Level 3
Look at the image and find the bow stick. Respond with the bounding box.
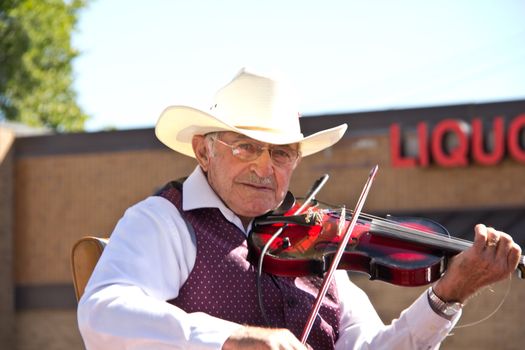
[300,165,379,344]
[256,174,330,325]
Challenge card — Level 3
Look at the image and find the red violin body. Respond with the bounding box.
[248,204,460,287]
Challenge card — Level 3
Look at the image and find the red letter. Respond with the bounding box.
[431,119,469,167]
[417,122,429,167]
[390,123,417,168]
[471,117,504,166]
[508,113,525,163]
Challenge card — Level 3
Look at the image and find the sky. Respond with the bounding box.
[72,0,525,132]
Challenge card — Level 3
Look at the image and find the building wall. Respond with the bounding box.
[293,134,525,212]
[4,99,525,349]
[0,128,15,349]
[14,149,194,286]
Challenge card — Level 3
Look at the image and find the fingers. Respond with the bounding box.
[474,223,522,274]
[493,232,517,274]
[473,223,489,250]
[506,241,523,271]
[485,227,500,249]
[475,224,501,248]
[223,326,307,350]
[474,224,504,251]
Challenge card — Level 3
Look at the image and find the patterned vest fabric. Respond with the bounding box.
[158,182,341,350]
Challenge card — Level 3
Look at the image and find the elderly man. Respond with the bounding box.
[78,69,522,350]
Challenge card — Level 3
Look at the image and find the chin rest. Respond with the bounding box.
[71,236,108,301]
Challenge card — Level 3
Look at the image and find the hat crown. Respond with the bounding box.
[210,69,302,135]
[155,67,347,158]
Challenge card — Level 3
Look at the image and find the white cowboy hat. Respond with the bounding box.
[155,68,347,157]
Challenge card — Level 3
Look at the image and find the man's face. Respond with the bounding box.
[192,132,300,222]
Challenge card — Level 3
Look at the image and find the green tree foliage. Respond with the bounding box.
[0,0,89,131]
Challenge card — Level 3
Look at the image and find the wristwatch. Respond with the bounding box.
[427,287,463,320]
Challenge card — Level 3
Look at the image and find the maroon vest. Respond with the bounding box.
[158,183,341,349]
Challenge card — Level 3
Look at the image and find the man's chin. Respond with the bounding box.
[237,205,276,218]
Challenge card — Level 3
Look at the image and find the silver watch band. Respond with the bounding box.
[427,287,463,320]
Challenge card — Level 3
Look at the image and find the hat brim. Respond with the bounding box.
[155,105,348,158]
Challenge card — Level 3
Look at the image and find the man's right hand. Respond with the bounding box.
[222,326,307,350]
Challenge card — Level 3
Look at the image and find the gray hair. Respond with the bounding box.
[203,132,221,156]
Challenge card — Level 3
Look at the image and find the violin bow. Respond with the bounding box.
[300,165,379,344]
[256,174,330,326]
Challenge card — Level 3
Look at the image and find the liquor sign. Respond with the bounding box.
[390,113,525,167]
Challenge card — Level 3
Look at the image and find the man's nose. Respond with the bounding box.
[251,149,274,177]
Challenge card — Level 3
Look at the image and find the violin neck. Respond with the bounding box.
[369,219,525,279]
[369,219,471,253]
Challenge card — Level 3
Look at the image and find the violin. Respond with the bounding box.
[248,182,525,287]
[248,167,525,345]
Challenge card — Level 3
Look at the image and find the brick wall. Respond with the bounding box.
[14,149,194,285]
[0,127,15,348]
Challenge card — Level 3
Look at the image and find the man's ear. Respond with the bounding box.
[192,135,209,171]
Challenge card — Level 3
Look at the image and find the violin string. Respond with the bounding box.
[369,219,473,251]
[376,219,475,248]
[298,198,483,256]
[371,214,475,248]
[303,198,481,250]
[322,206,475,252]
[311,199,460,241]
[453,275,512,330]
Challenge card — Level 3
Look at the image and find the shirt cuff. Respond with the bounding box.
[403,290,462,348]
[187,312,244,349]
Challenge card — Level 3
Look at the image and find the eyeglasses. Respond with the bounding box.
[212,137,300,167]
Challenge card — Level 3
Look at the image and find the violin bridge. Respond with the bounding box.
[337,206,346,237]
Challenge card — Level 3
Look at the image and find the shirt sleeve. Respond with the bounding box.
[334,271,460,350]
[77,196,242,350]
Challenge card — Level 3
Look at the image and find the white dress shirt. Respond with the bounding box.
[78,166,460,349]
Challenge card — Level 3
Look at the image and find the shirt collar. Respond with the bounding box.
[182,166,251,234]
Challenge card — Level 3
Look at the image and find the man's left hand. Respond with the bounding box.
[433,223,522,303]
